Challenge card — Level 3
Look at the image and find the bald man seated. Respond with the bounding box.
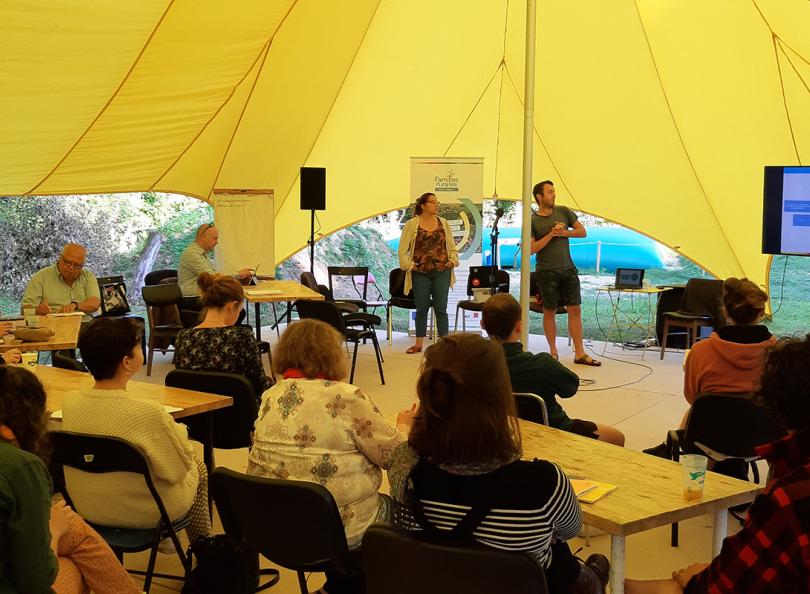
[22,243,101,321]
[178,223,252,313]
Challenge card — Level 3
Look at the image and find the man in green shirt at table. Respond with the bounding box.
[178,223,252,314]
[22,243,100,322]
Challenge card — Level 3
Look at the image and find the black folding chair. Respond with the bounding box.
[362,524,549,594]
[386,268,433,344]
[296,300,385,384]
[211,468,358,594]
[666,392,786,546]
[52,351,89,373]
[141,283,184,376]
[514,393,550,426]
[49,431,192,593]
[453,267,510,332]
[165,369,258,453]
[660,278,724,359]
[328,266,384,314]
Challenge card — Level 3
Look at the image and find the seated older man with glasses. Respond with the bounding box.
[22,243,100,321]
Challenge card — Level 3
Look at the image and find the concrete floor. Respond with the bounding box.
[125,326,753,593]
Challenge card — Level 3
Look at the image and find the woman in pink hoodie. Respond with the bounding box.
[644,278,775,458]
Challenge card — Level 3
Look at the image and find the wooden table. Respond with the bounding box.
[518,420,761,594]
[39,366,233,475]
[244,280,324,340]
[0,315,83,353]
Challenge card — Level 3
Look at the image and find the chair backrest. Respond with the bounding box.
[679,278,725,327]
[52,352,89,373]
[165,369,258,449]
[513,393,549,426]
[295,300,347,335]
[210,468,350,573]
[142,282,182,307]
[362,524,548,594]
[49,431,174,523]
[299,271,319,291]
[328,266,369,301]
[144,269,178,286]
[389,268,413,300]
[684,393,786,460]
[465,266,510,296]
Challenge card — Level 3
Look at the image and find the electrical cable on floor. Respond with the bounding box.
[576,340,655,392]
[762,255,788,323]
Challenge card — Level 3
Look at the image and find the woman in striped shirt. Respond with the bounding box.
[389,333,609,593]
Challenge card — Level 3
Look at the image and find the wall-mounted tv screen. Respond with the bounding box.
[762,166,810,256]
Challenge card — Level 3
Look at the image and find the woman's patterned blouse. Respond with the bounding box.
[413,225,450,273]
[174,326,271,397]
[247,377,403,547]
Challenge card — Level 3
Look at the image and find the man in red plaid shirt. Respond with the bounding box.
[627,336,810,594]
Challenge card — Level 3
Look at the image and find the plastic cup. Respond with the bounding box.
[2,334,14,345]
[681,454,708,501]
[20,351,38,370]
[24,307,39,328]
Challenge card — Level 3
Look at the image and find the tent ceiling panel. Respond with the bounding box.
[0,1,166,192]
[35,0,293,195]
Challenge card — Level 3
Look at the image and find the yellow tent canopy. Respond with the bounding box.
[2,0,809,290]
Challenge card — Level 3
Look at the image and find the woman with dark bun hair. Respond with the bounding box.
[398,192,459,354]
[174,272,272,397]
[644,278,776,458]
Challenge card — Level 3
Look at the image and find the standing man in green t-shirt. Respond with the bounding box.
[530,180,600,366]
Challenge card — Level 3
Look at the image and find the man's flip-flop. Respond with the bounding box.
[574,354,601,367]
[406,345,422,354]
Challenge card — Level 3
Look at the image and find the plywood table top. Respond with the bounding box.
[37,366,233,419]
[0,315,83,353]
[244,280,325,304]
[517,419,762,536]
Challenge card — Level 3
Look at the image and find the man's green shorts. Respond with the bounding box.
[535,267,581,311]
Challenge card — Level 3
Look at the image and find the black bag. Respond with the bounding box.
[181,534,278,594]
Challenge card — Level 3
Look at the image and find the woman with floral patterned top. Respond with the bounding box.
[174,272,271,398]
[248,319,414,594]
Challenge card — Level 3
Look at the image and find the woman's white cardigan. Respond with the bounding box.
[397,216,459,295]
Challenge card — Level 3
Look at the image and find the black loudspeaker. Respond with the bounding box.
[300,167,326,211]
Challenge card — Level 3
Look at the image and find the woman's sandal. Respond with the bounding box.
[574,354,602,367]
[406,345,422,354]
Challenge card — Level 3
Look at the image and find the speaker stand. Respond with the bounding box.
[308,209,316,273]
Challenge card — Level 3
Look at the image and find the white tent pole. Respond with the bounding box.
[519,0,537,345]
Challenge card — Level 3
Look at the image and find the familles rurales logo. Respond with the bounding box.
[434,169,459,192]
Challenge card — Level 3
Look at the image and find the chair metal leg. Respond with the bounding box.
[660,318,670,359]
[297,571,309,594]
[454,306,460,333]
[349,341,359,383]
[371,332,385,385]
[671,522,679,547]
[387,305,393,345]
[147,337,155,376]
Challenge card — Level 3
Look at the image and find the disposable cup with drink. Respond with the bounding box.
[24,307,39,328]
[20,351,38,370]
[681,454,708,501]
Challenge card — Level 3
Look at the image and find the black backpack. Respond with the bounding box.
[181,534,278,594]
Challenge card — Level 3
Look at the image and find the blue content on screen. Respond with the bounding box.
[784,167,810,174]
[793,214,810,227]
[785,201,810,213]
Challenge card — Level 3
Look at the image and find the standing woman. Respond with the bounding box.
[398,193,459,354]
